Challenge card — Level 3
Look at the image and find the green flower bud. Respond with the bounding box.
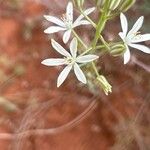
[75,0,84,8]
[110,43,126,57]
[109,0,122,10]
[95,0,105,7]
[119,0,136,12]
[97,76,112,95]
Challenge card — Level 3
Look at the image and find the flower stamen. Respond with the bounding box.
[61,13,72,29]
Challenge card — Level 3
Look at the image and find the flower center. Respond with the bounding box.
[132,32,142,40]
[61,14,72,29]
[65,57,76,65]
[126,32,141,44]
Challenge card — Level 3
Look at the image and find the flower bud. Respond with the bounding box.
[119,0,136,12]
[95,0,105,7]
[109,0,122,10]
[76,0,84,8]
[97,76,112,95]
[110,43,126,57]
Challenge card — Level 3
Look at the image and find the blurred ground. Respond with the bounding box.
[0,0,149,150]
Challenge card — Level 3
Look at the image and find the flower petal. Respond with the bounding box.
[44,26,66,34]
[74,63,86,84]
[129,43,150,54]
[119,32,126,41]
[123,46,131,64]
[73,20,90,27]
[74,7,95,25]
[120,13,128,36]
[44,15,65,27]
[131,34,150,43]
[51,39,71,57]
[70,38,77,57]
[63,30,71,44]
[76,55,99,63]
[127,16,144,37]
[57,65,72,87]
[41,58,66,66]
[66,2,73,23]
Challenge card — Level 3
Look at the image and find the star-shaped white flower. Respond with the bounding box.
[41,38,99,87]
[119,13,150,64]
[44,2,95,43]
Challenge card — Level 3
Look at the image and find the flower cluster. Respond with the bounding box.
[42,2,99,87]
[41,1,150,95]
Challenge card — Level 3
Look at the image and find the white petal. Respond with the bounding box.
[44,26,66,34]
[44,15,65,27]
[57,65,72,87]
[119,32,126,41]
[120,13,128,36]
[131,34,150,43]
[124,46,131,64]
[63,30,71,44]
[127,16,144,37]
[51,39,71,57]
[66,2,73,23]
[76,55,99,63]
[41,58,66,66]
[129,43,150,54]
[73,20,90,27]
[74,7,95,25]
[74,63,86,84]
[70,38,77,57]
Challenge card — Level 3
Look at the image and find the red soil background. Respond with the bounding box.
[0,0,149,150]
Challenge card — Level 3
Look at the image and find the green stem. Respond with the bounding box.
[80,9,96,28]
[72,30,105,55]
[99,35,110,51]
[72,30,100,77]
[72,29,87,49]
[80,45,105,56]
[92,0,110,48]
[92,62,99,77]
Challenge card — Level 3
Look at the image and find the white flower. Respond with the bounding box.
[119,13,150,64]
[41,38,99,87]
[44,2,95,43]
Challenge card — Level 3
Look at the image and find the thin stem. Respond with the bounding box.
[80,9,96,28]
[92,62,99,77]
[131,56,150,73]
[0,98,98,140]
[72,29,87,49]
[72,30,100,77]
[80,45,105,56]
[99,35,110,51]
